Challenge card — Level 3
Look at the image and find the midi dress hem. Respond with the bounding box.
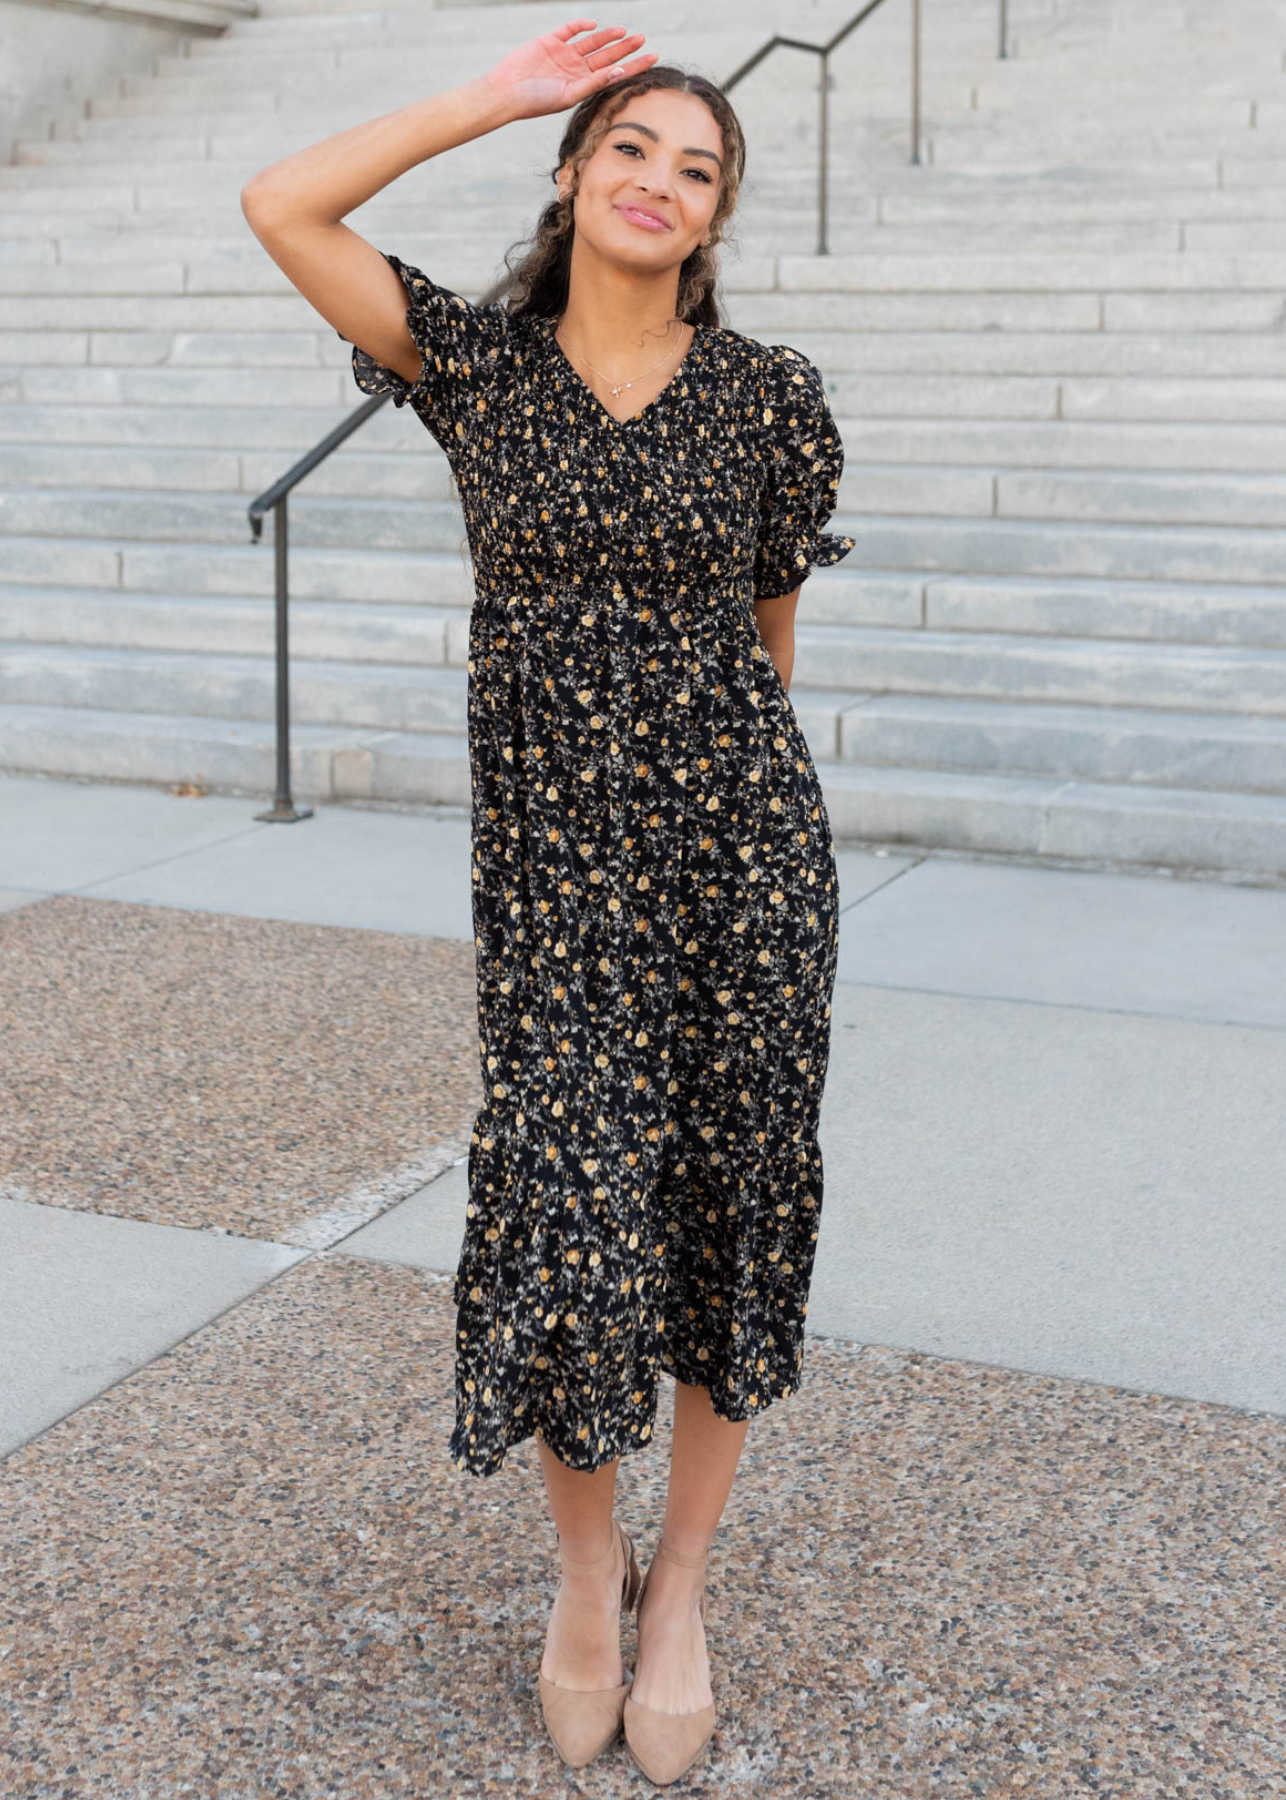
[447,1350,808,1481]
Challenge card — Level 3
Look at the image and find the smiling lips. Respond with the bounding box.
[616,203,670,231]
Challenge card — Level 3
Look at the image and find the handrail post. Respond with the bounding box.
[999,0,1009,59]
[247,389,386,822]
[254,495,313,824]
[817,50,830,256]
[911,0,922,162]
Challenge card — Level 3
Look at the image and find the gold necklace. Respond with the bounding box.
[555,319,688,398]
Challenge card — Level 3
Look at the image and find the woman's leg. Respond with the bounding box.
[537,1440,630,1690]
[629,1377,750,1714]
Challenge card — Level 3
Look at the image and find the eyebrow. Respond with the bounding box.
[608,120,724,172]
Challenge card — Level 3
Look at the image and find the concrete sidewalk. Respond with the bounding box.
[4,767,1283,1457]
[2,770,1283,1798]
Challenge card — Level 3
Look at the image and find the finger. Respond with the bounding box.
[601,50,658,80]
[586,34,647,72]
[571,24,640,58]
[552,20,632,49]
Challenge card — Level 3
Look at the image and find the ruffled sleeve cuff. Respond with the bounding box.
[334,251,508,447]
[752,346,854,601]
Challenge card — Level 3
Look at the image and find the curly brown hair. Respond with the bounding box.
[485,64,746,328]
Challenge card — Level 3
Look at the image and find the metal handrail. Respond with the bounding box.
[722,0,918,256]
[245,393,384,820]
[246,0,1012,819]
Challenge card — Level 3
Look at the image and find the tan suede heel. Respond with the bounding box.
[623,1541,717,1787]
[538,1521,643,1768]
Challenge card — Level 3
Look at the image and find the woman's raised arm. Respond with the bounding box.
[238,21,655,385]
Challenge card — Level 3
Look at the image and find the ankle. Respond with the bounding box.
[555,1523,620,1572]
[655,1537,710,1571]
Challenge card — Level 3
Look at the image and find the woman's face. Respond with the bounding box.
[559,87,725,274]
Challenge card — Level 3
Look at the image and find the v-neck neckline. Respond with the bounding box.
[544,317,705,429]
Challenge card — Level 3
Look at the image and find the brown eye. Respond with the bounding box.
[613,142,711,184]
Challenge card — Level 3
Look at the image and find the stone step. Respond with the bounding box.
[0,121,959,165]
[5,214,1225,259]
[7,130,1237,188]
[6,565,1285,651]
[925,122,1286,162]
[780,335,1286,377]
[178,0,1016,36]
[838,514,1286,586]
[0,191,890,232]
[100,66,1273,125]
[13,327,1286,384]
[113,65,1280,129]
[7,488,1286,583]
[1223,157,1286,187]
[4,626,1283,795]
[11,358,1286,424]
[110,68,930,112]
[68,76,852,132]
[142,27,1276,69]
[0,485,472,548]
[2,216,1214,260]
[0,639,860,760]
[0,287,1187,334]
[30,42,1235,82]
[969,82,1270,116]
[7,160,1286,223]
[0,587,470,663]
[0,642,469,732]
[12,442,1286,528]
[912,575,1286,650]
[0,331,341,378]
[0,441,458,503]
[876,188,1286,223]
[153,10,1153,57]
[5,621,1285,723]
[992,468,1286,529]
[0,537,481,602]
[745,289,1286,334]
[0,699,473,808]
[816,760,1286,876]
[0,401,430,451]
[179,0,842,36]
[789,623,1286,717]
[2,697,1284,876]
[836,692,1286,795]
[14,170,1286,233]
[8,194,1077,252]
[12,367,353,407]
[793,567,1286,646]
[775,252,1286,292]
[38,119,1286,173]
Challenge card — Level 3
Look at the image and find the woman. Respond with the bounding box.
[242,18,853,1785]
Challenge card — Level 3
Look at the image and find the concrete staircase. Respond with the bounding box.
[4,0,1286,877]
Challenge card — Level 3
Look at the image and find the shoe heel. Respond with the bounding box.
[622,1529,643,1614]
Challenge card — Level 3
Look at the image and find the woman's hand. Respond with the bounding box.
[480,18,658,122]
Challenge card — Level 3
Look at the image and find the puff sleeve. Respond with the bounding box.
[752,345,855,601]
[336,250,509,454]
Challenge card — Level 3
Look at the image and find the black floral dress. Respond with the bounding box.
[341,252,855,1478]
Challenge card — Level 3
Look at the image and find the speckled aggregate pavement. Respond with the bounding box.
[2,1252,1282,1799]
[2,873,1283,1799]
[0,894,482,1247]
